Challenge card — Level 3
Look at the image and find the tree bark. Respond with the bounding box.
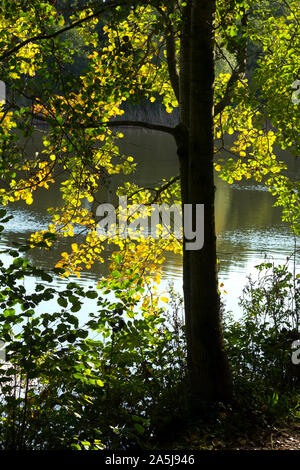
[180,0,233,409]
[177,1,192,394]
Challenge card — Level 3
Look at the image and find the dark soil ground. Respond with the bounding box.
[165,417,300,450]
[179,423,300,450]
[227,422,300,450]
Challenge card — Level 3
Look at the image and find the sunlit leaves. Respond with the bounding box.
[0,0,299,285]
[249,0,300,152]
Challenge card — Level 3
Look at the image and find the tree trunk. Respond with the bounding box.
[178,0,192,389]
[179,0,233,410]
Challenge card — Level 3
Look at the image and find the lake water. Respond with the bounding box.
[1,129,300,319]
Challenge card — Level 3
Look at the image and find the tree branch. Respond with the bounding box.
[126,175,180,205]
[0,0,146,62]
[155,4,180,101]
[165,32,180,101]
[214,10,248,117]
[214,67,241,117]
[24,110,177,138]
[106,120,176,136]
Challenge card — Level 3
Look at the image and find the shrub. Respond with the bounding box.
[224,260,300,419]
[0,211,187,449]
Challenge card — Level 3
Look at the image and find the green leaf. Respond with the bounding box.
[111,270,121,278]
[57,297,68,308]
[86,290,98,299]
[133,423,145,434]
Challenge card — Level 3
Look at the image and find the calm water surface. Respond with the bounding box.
[1,129,299,318]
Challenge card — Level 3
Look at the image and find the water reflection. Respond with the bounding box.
[1,129,299,317]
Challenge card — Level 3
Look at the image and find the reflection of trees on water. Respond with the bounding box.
[215,172,298,277]
[1,130,299,287]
